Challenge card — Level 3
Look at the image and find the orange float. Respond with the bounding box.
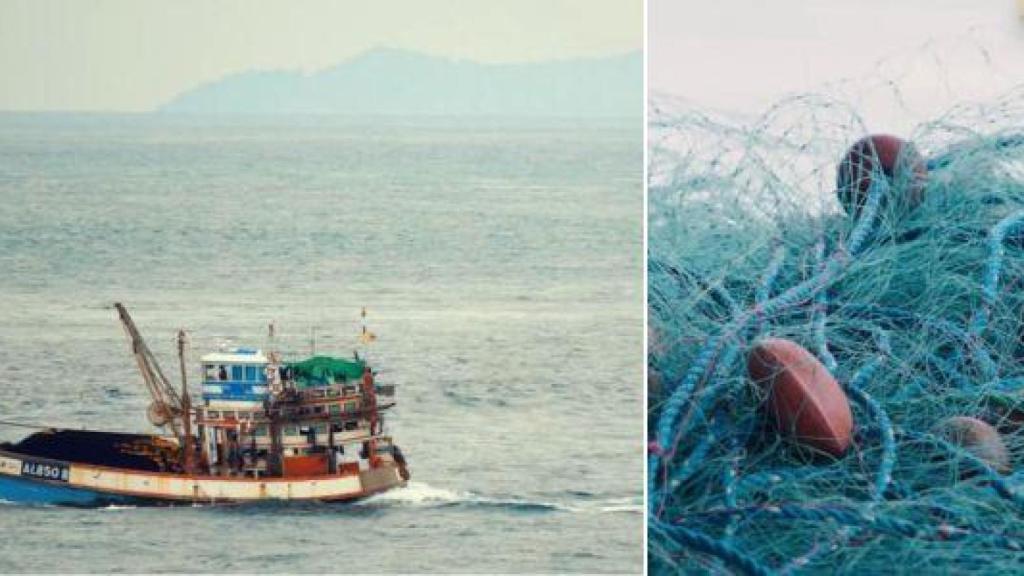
[747,338,854,457]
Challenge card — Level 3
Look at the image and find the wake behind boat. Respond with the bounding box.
[0,304,409,506]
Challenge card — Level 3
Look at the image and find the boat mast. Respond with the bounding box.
[114,303,184,439]
[177,330,194,474]
[265,320,284,477]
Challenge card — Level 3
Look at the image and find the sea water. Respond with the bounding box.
[0,114,642,573]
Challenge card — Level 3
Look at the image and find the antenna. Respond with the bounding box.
[359,307,377,345]
[267,321,277,355]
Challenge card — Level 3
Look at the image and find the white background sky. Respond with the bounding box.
[0,0,641,112]
[650,0,1024,132]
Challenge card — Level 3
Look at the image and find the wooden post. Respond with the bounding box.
[198,423,209,474]
[268,418,282,477]
[362,367,378,465]
[328,425,336,474]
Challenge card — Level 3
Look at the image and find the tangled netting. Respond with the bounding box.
[648,84,1024,575]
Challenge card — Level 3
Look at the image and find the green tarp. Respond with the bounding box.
[286,355,366,388]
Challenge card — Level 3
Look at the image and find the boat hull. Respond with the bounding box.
[0,450,405,506]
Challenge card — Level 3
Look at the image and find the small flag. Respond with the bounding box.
[360,326,377,344]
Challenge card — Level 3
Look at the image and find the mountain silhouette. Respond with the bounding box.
[159,48,641,117]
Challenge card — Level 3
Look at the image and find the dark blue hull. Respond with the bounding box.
[0,474,153,507]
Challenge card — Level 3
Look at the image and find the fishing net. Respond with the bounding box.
[287,355,366,387]
[648,43,1024,574]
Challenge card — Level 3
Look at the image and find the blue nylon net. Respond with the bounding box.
[649,45,1024,574]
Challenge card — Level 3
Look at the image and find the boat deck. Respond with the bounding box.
[0,429,179,473]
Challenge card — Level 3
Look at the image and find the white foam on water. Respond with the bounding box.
[358,481,640,515]
[597,503,643,514]
[0,499,55,508]
[358,481,570,512]
[557,496,643,515]
[357,481,467,507]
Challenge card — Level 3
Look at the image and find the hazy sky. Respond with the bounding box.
[0,0,641,112]
[651,0,1024,132]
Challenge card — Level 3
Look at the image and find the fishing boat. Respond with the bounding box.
[0,304,409,506]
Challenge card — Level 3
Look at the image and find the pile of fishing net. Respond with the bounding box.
[648,85,1024,574]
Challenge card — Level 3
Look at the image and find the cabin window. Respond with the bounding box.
[314,423,328,435]
[245,366,258,381]
[329,404,341,415]
[231,366,243,380]
[344,420,358,431]
[327,389,339,398]
[207,411,220,419]
[204,365,217,380]
[284,425,298,436]
[313,406,324,414]
[254,425,268,437]
[345,401,358,413]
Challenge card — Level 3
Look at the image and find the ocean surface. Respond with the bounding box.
[0,115,643,573]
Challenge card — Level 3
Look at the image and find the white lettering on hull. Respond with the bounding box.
[21,461,70,482]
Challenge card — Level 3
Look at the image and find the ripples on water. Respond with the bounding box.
[0,115,642,573]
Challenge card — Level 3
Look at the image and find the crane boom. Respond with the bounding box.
[114,302,183,438]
